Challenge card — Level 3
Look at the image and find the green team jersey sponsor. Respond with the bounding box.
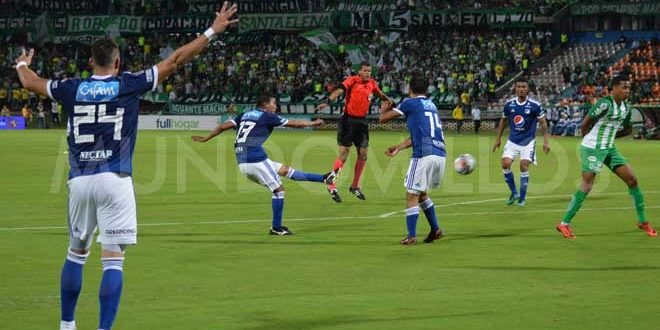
[581,96,631,150]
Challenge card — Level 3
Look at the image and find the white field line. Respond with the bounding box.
[0,196,658,232]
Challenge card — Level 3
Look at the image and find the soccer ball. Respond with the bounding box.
[454,154,476,175]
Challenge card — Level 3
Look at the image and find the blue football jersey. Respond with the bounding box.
[48,66,158,179]
[394,96,446,158]
[502,97,545,145]
[230,109,288,164]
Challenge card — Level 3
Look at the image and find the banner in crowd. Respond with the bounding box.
[300,29,337,48]
[0,15,67,35]
[67,15,142,34]
[326,0,400,11]
[409,10,535,27]
[142,16,214,33]
[0,116,26,130]
[571,3,660,16]
[332,10,410,31]
[138,115,221,131]
[238,13,331,33]
[18,0,102,12]
[168,103,227,116]
[186,0,325,14]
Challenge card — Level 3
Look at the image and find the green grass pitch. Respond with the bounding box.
[1,129,659,329]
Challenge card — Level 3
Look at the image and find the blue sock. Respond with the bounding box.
[99,258,124,330]
[61,250,88,322]
[519,171,529,201]
[272,191,285,228]
[285,168,324,182]
[405,206,419,238]
[420,199,439,231]
[503,169,517,195]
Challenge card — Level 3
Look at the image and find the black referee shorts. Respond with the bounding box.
[337,115,369,148]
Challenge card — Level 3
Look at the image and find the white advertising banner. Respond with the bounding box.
[138,115,220,131]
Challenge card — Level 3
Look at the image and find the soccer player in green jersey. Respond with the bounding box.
[556,76,656,238]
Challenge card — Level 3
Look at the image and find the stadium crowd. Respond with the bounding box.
[0,28,553,111]
[2,0,574,16]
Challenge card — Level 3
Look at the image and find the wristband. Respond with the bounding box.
[203,28,216,40]
[15,61,28,69]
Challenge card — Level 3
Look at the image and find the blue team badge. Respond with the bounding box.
[76,81,119,102]
[524,108,531,114]
[514,115,525,127]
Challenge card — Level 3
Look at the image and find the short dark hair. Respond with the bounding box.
[515,77,528,85]
[409,75,427,95]
[91,37,119,68]
[360,61,371,68]
[256,94,275,108]
[610,75,628,88]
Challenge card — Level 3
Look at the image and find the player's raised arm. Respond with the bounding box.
[156,1,238,84]
[191,120,237,142]
[378,100,399,123]
[14,48,49,97]
[314,88,344,112]
[284,118,324,128]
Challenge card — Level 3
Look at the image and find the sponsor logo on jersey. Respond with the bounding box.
[76,81,119,102]
[79,149,113,161]
[588,156,597,161]
[513,115,525,127]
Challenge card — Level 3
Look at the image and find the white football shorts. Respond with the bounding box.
[68,172,137,248]
[404,155,446,194]
[238,159,283,192]
[502,140,537,164]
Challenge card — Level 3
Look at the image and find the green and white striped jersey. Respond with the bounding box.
[581,96,631,149]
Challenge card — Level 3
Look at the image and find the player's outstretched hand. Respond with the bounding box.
[385,146,399,157]
[191,136,208,143]
[312,118,325,126]
[543,140,550,153]
[14,48,35,68]
[211,2,239,34]
[492,139,501,153]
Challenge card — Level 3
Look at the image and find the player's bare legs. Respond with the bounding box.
[613,165,656,236]
[501,157,518,205]
[557,172,595,238]
[517,159,531,206]
[349,147,368,200]
[327,146,350,202]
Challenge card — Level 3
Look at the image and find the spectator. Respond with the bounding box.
[471,105,481,134]
[453,103,464,132]
[21,103,32,127]
[1,104,10,117]
[37,103,46,129]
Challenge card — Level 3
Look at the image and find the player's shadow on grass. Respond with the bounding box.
[241,311,492,330]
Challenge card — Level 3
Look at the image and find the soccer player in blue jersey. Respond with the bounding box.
[492,78,550,206]
[379,75,446,245]
[191,94,335,235]
[14,3,238,329]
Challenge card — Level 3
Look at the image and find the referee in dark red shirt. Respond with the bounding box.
[317,62,392,202]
